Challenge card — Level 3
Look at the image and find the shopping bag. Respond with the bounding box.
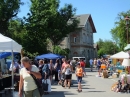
[42,79,48,91]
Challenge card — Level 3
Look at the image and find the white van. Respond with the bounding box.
[72,57,86,62]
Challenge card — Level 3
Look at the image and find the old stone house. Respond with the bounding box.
[93,43,99,58]
[59,14,97,60]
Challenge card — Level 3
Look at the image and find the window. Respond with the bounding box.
[83,33,86,43]
[74,37,76,43]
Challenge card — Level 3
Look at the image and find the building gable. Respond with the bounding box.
[75,14,96,33]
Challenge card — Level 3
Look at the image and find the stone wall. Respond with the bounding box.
[59,20,96,60]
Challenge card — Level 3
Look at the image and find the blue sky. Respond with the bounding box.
[18,0,130,43]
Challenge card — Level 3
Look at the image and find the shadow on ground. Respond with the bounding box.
[84,91,106,93]
[1,90,77,97]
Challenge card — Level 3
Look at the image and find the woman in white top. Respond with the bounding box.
[64,60,72,89]
[19,57,41,97]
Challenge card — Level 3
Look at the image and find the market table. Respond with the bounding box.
[0,75,12,91]
[0,74,20,92]
[3,76,12,88]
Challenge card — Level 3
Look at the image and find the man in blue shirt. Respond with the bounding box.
[89,59,93,71]
[97,59,101,76]
[9,60,19,73]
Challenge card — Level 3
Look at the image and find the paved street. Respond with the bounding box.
[1,68,130,97]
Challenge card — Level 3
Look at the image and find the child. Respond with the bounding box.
[75,63,83,92]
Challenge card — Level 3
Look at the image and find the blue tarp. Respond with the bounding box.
[0,52,18,59]
[36,53,64,59]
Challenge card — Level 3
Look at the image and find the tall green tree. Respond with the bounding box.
[97,39,119,57]
[24,0,78,54]
[110,10,130,50]
[23,0,60,54]
[53,45,70,57]
[47,3,79,45]
[0,0,23,36]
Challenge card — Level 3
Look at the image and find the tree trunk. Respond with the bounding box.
[20,49,24,58]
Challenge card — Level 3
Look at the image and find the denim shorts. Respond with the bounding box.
[77,76,82,83]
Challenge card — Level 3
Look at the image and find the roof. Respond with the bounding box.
[73,14,96,33]
[75,14,90,28]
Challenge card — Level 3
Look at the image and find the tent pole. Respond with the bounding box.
[11,50,14,97]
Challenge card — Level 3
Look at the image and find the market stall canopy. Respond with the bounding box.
[122,59,130,67]
[124,44,130,51]
[36,53,64,59]
[0,34,22,52]
[0,52,18,59]
[110,51,129,59]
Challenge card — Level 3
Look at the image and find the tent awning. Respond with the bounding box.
[110,51,129,59]
[36,53,64,59]
[0,52,18,59]
[0,34,22,52]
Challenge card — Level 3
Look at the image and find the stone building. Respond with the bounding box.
[59,14,97,61]
[93,43,99,58]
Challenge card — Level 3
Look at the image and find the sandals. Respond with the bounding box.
[77,89,82,92]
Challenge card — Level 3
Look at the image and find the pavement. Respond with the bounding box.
[1,68,130,97]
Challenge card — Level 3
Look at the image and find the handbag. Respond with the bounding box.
[42,79,48,91]
[30,74,44,96]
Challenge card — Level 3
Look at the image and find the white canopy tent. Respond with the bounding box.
[0,34,22,52]
[0,34,22,96]
[110,51,130,59]
[122,59,130,67]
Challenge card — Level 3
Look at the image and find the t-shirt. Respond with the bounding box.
[48,63,54,71]
[9,62,19,71]
[127,74,130,84]
[76,67,83,77]
[39,65,44,74]
[97,60,101,66]
[94,60,97,65]
[80,61,85,67]
[89,59,93,65]
[62,62,67,69]
[65,67,71,75]
[20,65,39,91]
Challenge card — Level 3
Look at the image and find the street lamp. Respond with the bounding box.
[124,16,130,51]
[125,16,130,44]
[123,16,130,74]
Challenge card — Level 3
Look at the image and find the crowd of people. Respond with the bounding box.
[8,56,130,96]
[89,58,110,77]
[18,57,86,97]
